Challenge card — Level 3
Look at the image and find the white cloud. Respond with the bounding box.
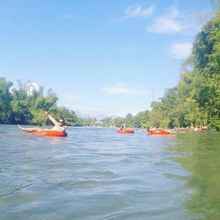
[171,42,193,60]
[148,7,185,34]
[148,16,183,33]
[148,6,212,35]
[125,4,154,18]
[103,84,130,95]
[102,84,147,96]
[188,11,212,33]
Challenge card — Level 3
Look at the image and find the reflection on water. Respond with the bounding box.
[170,132,220,220]
[0,125,219,220]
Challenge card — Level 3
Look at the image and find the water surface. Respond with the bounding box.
[0,126,219,220]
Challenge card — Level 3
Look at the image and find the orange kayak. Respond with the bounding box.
[18,125,67,137]
[117,128,135,134]
[147,129,171,136]
[31,130,67,137]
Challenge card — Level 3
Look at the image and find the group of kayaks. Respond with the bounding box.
[117,128,173,136]
[117,127,208,136]
[19,126,172,138]
[19,126,206,138]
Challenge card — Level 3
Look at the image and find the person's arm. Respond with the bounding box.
[48,114,60,126]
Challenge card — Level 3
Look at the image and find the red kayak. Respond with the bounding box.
[31,130,67,137]
[147,129,172,136]
[117,128,135,134]
[18,125,67,137]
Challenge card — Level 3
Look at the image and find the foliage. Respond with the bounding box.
[0,79,82,126]
[100,111,150,128]
[145,12,220,129]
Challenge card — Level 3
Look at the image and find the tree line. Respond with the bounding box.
[0,79,86,126]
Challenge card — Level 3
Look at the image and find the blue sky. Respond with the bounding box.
[0,0,213,117]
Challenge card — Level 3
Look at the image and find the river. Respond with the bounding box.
[0,125,219,220]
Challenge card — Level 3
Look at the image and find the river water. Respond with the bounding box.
[0,126,219,220]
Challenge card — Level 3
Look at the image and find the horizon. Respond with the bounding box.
[1,0,214,117]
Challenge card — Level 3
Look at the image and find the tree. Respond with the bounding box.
[0,78,84,126]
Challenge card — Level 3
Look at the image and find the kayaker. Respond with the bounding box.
[119,124,126,132]
[18,112,66,133]
[46,112,66,132]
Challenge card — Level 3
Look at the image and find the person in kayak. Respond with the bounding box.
[46,112,66,131]
[18,112,66,133]
[118,124,125,132]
